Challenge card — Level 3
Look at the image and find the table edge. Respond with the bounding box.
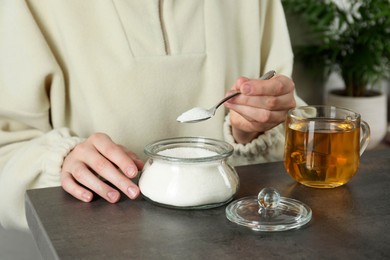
[25,192,60,260]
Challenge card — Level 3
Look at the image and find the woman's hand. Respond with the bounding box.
[224,74,296,144]
[60,133,144,203]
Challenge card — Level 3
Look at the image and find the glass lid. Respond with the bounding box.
[225,187,312,232]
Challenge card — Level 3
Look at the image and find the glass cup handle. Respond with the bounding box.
[360,120,371,156]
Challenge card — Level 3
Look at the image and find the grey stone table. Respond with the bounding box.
[26,149,390,260]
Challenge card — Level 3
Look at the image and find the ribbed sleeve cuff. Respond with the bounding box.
[223,113,285,165]
[40,128,85,186]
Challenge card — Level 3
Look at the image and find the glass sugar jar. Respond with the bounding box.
[139,137,239,209]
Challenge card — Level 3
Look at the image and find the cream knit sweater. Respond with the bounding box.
[0,0,305,229]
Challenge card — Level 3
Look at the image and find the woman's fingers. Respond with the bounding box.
[226,92,295,111]
[119,144,145,171]
[61,171,94,202]
[61,132,143,203]
[61,149,124,203]
[226,74,297,143]
[228,109,279,134]
[236,74,295,96]
[89,133,141,178]
[229,104,287,124]
[227,76,296,110]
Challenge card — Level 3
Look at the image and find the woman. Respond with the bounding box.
[0,0,305,229]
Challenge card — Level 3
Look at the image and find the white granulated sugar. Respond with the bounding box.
[177,107,211,122]
[157,147,217,158]
[139,147,238,207]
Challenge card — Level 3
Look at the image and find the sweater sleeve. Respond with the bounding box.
[0,131,84,229]
[224,114,285,165]
[259,0,294,77]
[223,0,307,166]
[0,0,83,229]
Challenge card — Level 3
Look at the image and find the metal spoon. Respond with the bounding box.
[176,70,276,123]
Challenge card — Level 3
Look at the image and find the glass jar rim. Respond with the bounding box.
[144,136,234,163]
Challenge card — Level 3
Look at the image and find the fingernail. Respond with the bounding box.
[107,191,119,202]
[82,192,92,202]
[241,84,251,94]
[125,166,137,178]
[127,187,139,199]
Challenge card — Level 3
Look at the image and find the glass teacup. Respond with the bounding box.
[284,106,370,188]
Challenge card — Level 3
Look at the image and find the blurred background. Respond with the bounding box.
[0,225,42,260]
[284,0,390,117]
[284,0,390,149]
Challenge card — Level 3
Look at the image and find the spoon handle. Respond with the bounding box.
[214,91,241,109]
[214,70,276,109]
[259,70,276,81]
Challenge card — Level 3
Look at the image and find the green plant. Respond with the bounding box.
[282,0,390,96]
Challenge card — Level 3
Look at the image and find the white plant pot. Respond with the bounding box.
[326,91,388,150]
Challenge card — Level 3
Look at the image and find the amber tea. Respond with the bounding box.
[284,106,370,188]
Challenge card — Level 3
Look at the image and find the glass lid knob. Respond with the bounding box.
[257,187,280,210]
[226,187,312,232]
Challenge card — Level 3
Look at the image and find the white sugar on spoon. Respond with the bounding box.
[176,70,275,123]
